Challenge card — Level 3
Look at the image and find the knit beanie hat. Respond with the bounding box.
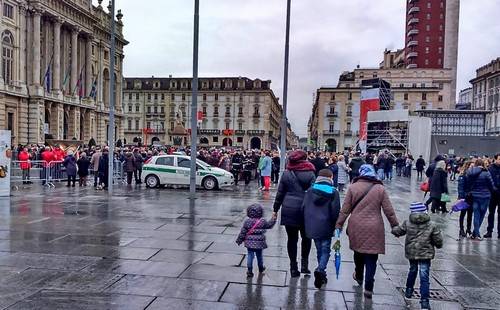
[410,202,427,214]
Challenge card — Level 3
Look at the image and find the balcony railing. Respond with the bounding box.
[235,130,246,136]
[406,63,418,69]
[344,130,353,136]
[406,51,418,59]
[346,111,352,117]
[323,130,340,135]
[407,40,418,47]
[407,29,419,36]
[407,18,419,26]
[213,113,219,117]
[247,130,265,136]
[225,113,231,117]
[408,7,420,14]
[326,112,338,117]
[238,113,244,118]
[198,129,220,135]
[252,114,260,118]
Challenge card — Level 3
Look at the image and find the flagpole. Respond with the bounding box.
[189,0,200,198]
[108,0,116,193]
[279,0,291,176]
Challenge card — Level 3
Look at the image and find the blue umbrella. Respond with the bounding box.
[333,229,341,279]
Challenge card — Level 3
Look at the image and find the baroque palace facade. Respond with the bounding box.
[122,77,286,150]
[0,0,127,146]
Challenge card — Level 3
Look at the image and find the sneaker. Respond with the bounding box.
[247,271,254,278]
[313,271,323,289]
[466,230,473,238]
[364,290,373,299]
[290,269,300,278]
[352,272,363,286]
[459,229,467,238]
[483,232,493,239]
[471,235,483,241]
[421,299,431,309]
[405,288,414,298]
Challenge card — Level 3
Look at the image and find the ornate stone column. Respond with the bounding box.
[32,8,42,85]
[70,26,79,95]
[18,4,27,84]
[85,35,93,97]
[52,17,62,92]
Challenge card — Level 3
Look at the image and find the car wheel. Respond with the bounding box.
[202,176,218,190]
[145,175,160,188]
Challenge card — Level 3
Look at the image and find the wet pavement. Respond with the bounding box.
[1,175,499,309]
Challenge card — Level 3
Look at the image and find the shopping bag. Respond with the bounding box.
[440,193,451,203]
[420,181,429,192]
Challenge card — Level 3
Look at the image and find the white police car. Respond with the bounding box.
[142,155,234,190]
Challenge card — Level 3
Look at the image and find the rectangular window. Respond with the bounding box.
[128,105,132,112]
[238,123,243,130]
[147,107,151,113]
[147,122,151,129]
[438,95,443,102]
[237,137,243,143]
[182,94,186,101]
[128,119,132,130]
[128,93,132,100]
[238,106,243,115]
[331,93,335,100]
[213,136,219,143]
[203,94,207,101]
[425,36,430,43]
[348,93,352,100]
[329,123,335,132]
[404,93,409,100]
[136,105,140,112]
[136,93,139,100]
[225,122,230,130]
[154,94,158,100]
[161,94,165,100]
[170,122,174,131]
[161,107,164,113]
[135,119,139,129]
[427,2,431,8]
[214,106,219,116]
[202,106,207,116]
[215,94,218,101]
[426,25,431,31]
[225,106,230,114]
[425,47,430,54]
[422,93,427,100]
[171,94,175,101]
[347,122,351,131]
[147,94,151,101]
[3,4,13,19]
[7,112,13,131]
[154,106,158,113]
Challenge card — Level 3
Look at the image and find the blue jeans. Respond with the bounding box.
[377,168,385,180]
[385,168,393,180]
[313,238,331,275]
[473,197,491,237]
[247,249,263,271]
[406,259,431,301]
[354,251,378,291]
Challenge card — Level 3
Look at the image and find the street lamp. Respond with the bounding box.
[279,0,291,176]
[189,0,200,198]
[107,0,116,193]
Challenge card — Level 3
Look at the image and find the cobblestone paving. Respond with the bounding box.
[1,175,498,309]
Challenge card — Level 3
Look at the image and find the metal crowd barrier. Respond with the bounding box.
[10,159,127,189]
[10,160,49,189]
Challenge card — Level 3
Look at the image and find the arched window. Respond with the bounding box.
[2,31,14,84]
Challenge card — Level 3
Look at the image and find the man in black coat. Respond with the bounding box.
[310,152,327,176]
[415,155,426,180]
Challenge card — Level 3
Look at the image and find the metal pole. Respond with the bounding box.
[108,0,116,193]
[279,0,291,176]
[189,0,200,198]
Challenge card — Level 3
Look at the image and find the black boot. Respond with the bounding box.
[459,229,467,238]
[290,261,300,278]
[301,258,311,275]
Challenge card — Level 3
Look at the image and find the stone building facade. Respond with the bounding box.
[0,0,127,146]
[309,67,452,152]
[122,77,284,150]
[470,57,500,135]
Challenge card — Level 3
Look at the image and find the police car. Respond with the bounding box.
[142,155,234,190]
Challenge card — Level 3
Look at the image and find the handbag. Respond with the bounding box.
[451,199,470,213]
[440,193,451,203]
[420,181,429,192]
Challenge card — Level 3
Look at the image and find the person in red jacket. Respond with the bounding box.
[18,147,32,184]
[41,147,54,184]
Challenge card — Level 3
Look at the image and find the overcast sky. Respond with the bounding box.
[97,0,500,137]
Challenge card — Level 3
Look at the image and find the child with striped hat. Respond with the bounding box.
[392,202,444,310]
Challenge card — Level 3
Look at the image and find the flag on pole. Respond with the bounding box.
[43,54,54,93]
[62,63,71,95]
[89,74,98,100]
[72,66,85,98]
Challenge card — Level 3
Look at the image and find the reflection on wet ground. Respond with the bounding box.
[0,174,497,309]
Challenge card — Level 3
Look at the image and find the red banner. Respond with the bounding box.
[359,88,380,140]
[197,111,204,121]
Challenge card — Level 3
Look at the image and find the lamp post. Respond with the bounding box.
[279,0,291,176]
[107,0,116,193]
[189,0,200,198]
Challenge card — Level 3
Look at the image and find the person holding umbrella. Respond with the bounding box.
[301,168,341,288]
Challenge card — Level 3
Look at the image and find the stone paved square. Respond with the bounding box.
[0,176,498,309]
